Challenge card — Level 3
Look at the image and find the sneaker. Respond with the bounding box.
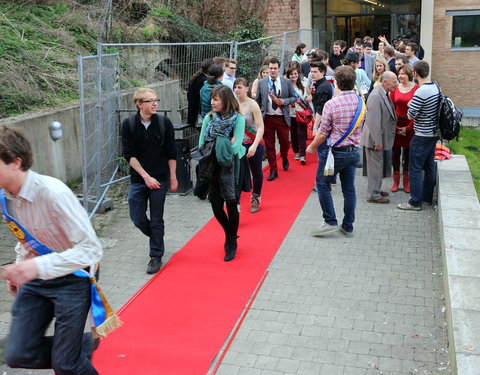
[294,153,300,160]
[339,227,353,238]
[300,156,306,164]
[250,194,260,213]
[397,202,422,211]
[237,204,241,213]
[146,257,162,274]
[311,223,339,237]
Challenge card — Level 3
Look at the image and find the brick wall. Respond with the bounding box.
[432,0,480,107]
[263,0,300,35]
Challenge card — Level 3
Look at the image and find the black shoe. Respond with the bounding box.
[86,334,101,361]
[267,171,278,181]
[146,257,162,274]
[282,159,289,171]
[224,236,238,262]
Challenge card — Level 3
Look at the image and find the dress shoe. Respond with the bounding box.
[367,197,390,204]
[282,159,289,171]
[146,256,162,274]
[380,191,390,197]
[267,171,278,181]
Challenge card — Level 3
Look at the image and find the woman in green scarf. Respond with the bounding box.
[198,85,246,262]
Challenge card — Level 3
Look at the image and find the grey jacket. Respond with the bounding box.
[361,85,397,150]
[362,53,375,82]
[255,76,296,126]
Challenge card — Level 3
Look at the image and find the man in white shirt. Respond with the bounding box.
[221,58,237,90]
[0,126,102,375]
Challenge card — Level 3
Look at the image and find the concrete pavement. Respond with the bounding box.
[0,166,450,374]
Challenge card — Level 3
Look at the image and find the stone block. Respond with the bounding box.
[445,249,480,277]
[448,275,480,311]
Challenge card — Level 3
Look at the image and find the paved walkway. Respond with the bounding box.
[0,167,450,374]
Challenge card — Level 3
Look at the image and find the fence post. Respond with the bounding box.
[229,41,234,59]
[280,32,287,75]
[233,41,239,61]
[95,42,104,206]
[78,56,89,211]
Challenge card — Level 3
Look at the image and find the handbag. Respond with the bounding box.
[323,96,366,176]
[190,140,215,161]
[296,107,313,127]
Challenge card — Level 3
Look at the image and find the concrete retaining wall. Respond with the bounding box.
[0,80,182,183]
[437,155,480,374]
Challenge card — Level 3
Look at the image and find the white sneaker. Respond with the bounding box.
[311,223,339,237]
[294,153,300,160]
[237,204,241,213]
[300,156,306,164]
[397,202,422,211]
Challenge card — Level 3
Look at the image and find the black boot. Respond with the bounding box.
[224,235,239,262]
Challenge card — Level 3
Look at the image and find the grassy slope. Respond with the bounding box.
[448,127,480,197]
[0,2,98,118]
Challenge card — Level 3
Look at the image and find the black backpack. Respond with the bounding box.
[434,82,462,141]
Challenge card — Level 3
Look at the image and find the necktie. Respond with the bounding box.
[271,79,278,110]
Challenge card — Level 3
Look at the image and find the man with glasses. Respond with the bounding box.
[222,58,237,90]
[121,88,178,274]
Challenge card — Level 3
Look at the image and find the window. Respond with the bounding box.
[447,10,480,48]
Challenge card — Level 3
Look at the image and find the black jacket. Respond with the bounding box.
[312,77,333,115]
[122,113,177,184]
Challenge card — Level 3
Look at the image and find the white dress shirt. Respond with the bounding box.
[4,171,103,280]
[266,76,284,115]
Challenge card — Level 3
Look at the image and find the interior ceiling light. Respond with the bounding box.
[364,0,385,7]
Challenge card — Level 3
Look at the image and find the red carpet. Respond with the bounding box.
[94,152,317,374]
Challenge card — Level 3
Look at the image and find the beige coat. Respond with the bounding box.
[361,84,397,150]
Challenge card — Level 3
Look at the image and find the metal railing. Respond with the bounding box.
[78,29,320,216]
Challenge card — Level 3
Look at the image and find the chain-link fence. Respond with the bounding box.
[78,29,320,216]
[78,53,120,216]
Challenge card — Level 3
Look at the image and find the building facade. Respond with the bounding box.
[264,0,480,111]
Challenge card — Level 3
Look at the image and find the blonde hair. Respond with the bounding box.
[373,58,389,82]
[133,88,157,110]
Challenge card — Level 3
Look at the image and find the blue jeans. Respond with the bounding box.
[244,143,265,196]
[5,276,98,375]
[316,147,360,232]
[408,135,438,207]
[128,181,168,258]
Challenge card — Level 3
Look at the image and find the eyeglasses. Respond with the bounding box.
[140,99,160,104]
[228,67,237,70]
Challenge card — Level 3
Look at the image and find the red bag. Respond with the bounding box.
[296,109,313,127]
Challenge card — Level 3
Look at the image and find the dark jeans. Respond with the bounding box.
[128,181,168,258]
[244,143,265,196]
[392,147,410,172]
[5,276,98,375]
[264,115,290,172]
[408,135,438,207]
[290,117,307,157]
[316,147,360,233]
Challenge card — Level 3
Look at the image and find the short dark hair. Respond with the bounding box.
[395,54,408,64]
[0,126,33,171]
[413,60,430,78]
[363,42,372,48]
[310,61,327,74]
[207,63,224,83]
[397,64,414,81]
[333,40,342,46]
[406,42,418,52]
[334,66,356,91]
[269,57,281,67]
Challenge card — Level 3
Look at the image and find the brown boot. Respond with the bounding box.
[391,171,400,192]
[250,194,260,213]
[403,173,410,193]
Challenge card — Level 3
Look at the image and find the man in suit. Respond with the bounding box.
[382,45,397,75]
[355,41,374,81]
[361,71,398,204]
[256,57,296,181]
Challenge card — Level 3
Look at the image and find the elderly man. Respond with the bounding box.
[361,71,398,203]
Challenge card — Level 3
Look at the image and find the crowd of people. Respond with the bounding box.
[0,34,442,375]
[182,34,440,256]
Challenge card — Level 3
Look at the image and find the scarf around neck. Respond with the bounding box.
[204,112,237,141]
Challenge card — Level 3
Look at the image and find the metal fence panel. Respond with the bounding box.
[78,53,120,215]
[78,29,321,216]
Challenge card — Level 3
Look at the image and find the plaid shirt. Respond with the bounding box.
[319,90,364,147]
